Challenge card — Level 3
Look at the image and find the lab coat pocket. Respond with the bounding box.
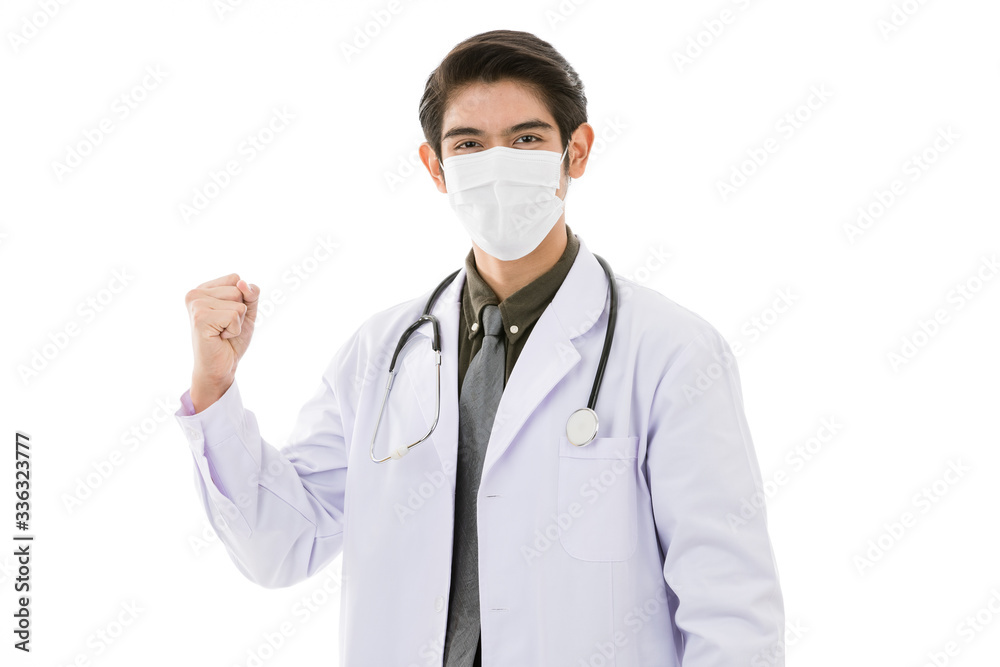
[556,435,639,561]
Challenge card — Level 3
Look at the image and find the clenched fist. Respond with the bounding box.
[185,273,259,413]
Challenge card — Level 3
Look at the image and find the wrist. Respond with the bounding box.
[190,374,234,414]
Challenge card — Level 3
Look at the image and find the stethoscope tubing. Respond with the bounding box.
[369,254,617,462]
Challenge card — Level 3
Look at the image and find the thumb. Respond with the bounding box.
[237,279,259,321]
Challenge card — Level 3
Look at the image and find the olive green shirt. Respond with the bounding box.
[457,224,581,393]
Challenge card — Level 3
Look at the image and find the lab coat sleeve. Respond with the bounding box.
[174,345,352,589]
[646,326,785,666]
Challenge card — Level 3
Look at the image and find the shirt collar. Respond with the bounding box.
[461,224,581,344]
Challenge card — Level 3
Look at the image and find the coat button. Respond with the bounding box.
[434,596,445,612]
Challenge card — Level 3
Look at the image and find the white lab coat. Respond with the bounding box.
[174,235,785,666]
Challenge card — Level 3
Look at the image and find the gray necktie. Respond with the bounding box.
[443,304,505,667]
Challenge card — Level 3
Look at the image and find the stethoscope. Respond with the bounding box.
[369,254,618,463]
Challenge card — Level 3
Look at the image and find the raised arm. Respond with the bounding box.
[175,272,352,588]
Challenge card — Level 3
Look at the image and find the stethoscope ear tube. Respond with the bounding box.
[388,315,441,373]
[371,334,443,464]
[588,254,617,411]
[372,269,457,462]
[423,268,461,316]
[384,266,460,373]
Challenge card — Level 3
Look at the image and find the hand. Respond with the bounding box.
[184,273,259,412]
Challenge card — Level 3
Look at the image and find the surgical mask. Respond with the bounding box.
[439,144,570,261]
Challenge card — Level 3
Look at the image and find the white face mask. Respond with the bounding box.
[440,144,570,261]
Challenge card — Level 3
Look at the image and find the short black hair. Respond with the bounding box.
[418,29,588,172]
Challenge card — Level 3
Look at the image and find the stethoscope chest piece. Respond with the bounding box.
[566,407,599,447]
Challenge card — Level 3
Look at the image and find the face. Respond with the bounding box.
[419,79,592,200]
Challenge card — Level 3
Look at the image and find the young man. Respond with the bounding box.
[176,30,785,667]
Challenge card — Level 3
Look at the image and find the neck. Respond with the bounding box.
[473,219,568,302]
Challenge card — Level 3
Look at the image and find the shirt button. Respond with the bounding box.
[434,596,445,612]
[509,325,519,334]
[471,322,479,332]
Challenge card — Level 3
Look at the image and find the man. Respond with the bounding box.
[176,29,785,666]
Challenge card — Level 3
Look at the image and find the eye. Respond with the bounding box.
[514,135,541,144]
[455,140,480,150]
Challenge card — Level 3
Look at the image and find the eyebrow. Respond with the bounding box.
[441,118,555,142]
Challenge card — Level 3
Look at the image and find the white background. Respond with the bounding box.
[2,1,999,665]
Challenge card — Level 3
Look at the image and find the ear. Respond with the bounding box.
[567,122,596,180]
[419,141,448,194]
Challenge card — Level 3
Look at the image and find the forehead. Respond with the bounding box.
[442,79,555,132]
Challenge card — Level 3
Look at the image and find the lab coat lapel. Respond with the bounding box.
[481,237,609,480]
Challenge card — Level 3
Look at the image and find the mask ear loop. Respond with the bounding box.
[561,143,572,192]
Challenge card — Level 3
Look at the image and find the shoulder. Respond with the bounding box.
[614,274,734,366]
